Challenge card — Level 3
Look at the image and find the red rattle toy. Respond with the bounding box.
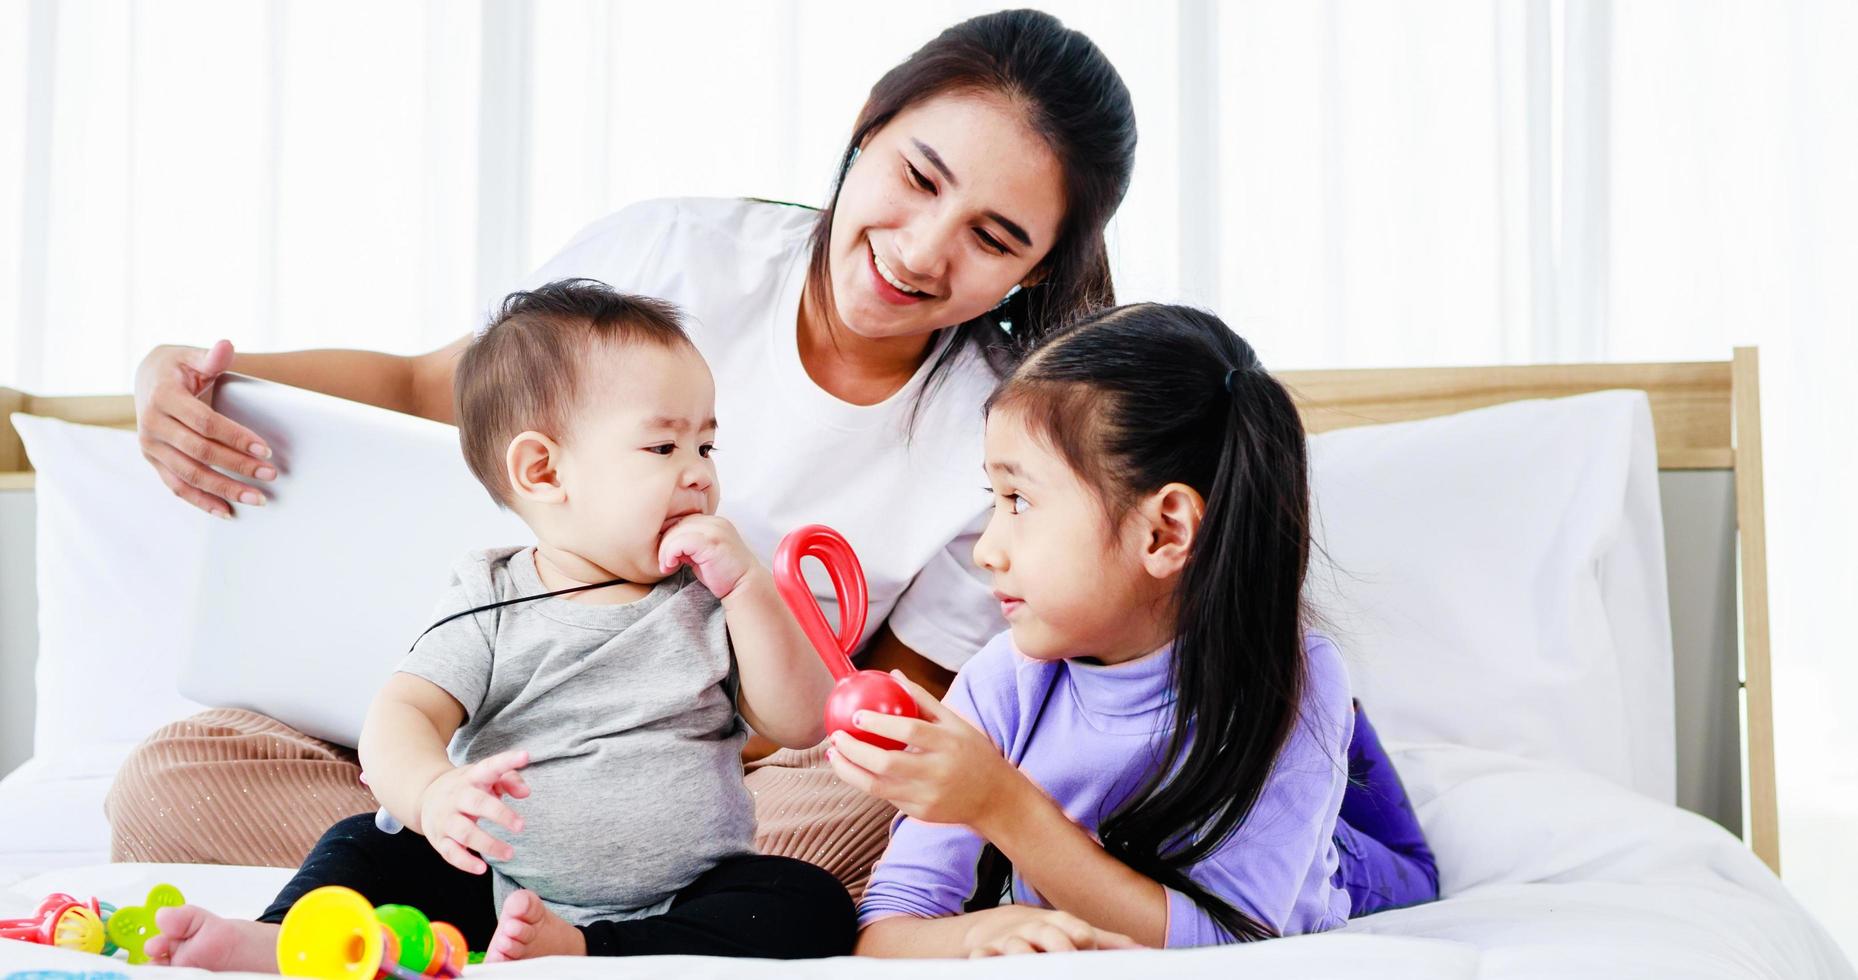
[773,524,919,750]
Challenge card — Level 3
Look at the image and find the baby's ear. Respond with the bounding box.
[505,430,566,505]
[1137,482,1206,580]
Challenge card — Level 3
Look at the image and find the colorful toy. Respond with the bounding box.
[0,894,105,954]
[0,884,181,962]
[276,885,468,979]
[773,524,920,750]
[104,884,186,963]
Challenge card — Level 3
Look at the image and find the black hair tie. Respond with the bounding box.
[1223,367,1241,394]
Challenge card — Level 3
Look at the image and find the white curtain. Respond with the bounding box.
[3,0,1854,956]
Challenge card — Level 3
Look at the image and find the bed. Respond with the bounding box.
[0,349,1850,978]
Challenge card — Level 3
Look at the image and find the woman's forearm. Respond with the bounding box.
[221,334,467,423]
[229,349,418,416]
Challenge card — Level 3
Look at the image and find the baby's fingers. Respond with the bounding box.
[461,787,525,835]
[466,750,530,787]
[493,770,531,799]
[434,837,488,875]
[448,814,514,862]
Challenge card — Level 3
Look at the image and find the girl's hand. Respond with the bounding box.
[134,341,276,518]
[413,750,531,875]
[657,514,757,598]
[827,672,1028,830]
[962,907,1144,958]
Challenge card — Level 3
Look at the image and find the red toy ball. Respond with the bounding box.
[773,525,919,751]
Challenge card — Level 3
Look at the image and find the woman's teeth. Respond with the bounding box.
[872,244,927,297]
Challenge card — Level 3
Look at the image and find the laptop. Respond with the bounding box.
[178,373,530,746]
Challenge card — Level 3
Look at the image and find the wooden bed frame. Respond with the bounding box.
[0,348,1779,873]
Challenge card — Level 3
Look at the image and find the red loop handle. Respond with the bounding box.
[773,525,867,682]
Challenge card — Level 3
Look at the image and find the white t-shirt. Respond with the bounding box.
[518,197,1005,670]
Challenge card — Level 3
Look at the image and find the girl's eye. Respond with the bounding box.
[984,487,1028,514]
[699,443,717,458]
[647,444,675,455]
[906,161,935,193]
[975,229,1008,255]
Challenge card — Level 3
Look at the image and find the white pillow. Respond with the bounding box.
[10,413,209,760]
[1306,390,1676,802]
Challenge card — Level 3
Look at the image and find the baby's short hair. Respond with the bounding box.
[456,278,691,508]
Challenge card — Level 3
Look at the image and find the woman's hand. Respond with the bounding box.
[134,341,275,518]
[826,672,1030,831]
[657,514,758,598]
[960,906,1143,958]
[412,749,531,875]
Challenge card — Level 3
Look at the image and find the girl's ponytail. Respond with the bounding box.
[986,304,1313,941]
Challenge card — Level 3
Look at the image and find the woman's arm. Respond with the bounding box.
[134,335,468,516]
[230,334,469,422]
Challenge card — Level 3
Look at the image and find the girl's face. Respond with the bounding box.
[973,407,1174,665]
[826,92,1067,341]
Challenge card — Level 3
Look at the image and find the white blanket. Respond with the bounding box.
[1,743,1848,978]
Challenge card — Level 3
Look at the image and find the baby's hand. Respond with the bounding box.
[658,514,758,598]
[415,749,531,875]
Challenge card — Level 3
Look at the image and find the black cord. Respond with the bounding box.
[408,577,629,652]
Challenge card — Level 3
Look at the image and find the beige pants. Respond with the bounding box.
[104,709,897,901]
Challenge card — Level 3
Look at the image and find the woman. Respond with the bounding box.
[109,8,1138,901]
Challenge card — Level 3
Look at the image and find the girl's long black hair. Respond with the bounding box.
[985,303,1313,941]
[805,9,1137,416]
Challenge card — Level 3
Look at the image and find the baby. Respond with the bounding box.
[148,279,848,969]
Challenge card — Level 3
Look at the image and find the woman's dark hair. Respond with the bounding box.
[805,9,1136,408]
[985,303,1313,942]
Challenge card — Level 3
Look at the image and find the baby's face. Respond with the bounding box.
[550,341,720,582]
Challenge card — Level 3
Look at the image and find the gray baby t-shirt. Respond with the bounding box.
[397,546,755,927]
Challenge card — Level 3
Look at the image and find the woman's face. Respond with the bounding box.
[826,92,1067,341]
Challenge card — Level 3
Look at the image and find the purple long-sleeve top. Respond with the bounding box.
[858,630,1355,947]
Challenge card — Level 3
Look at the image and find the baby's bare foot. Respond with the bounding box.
[143,905,280,973]
[484,889,587,962]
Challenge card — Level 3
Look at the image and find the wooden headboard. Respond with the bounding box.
[0,348,1778,872]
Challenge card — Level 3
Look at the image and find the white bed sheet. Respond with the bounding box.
[0,742,133,888]
[1,744,1848,979]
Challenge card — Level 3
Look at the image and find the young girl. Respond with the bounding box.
[828,303,1440,956]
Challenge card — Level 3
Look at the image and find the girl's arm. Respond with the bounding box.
[831,676,1169,948]
[859,905,1138,958]
[846,658,1359,948]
